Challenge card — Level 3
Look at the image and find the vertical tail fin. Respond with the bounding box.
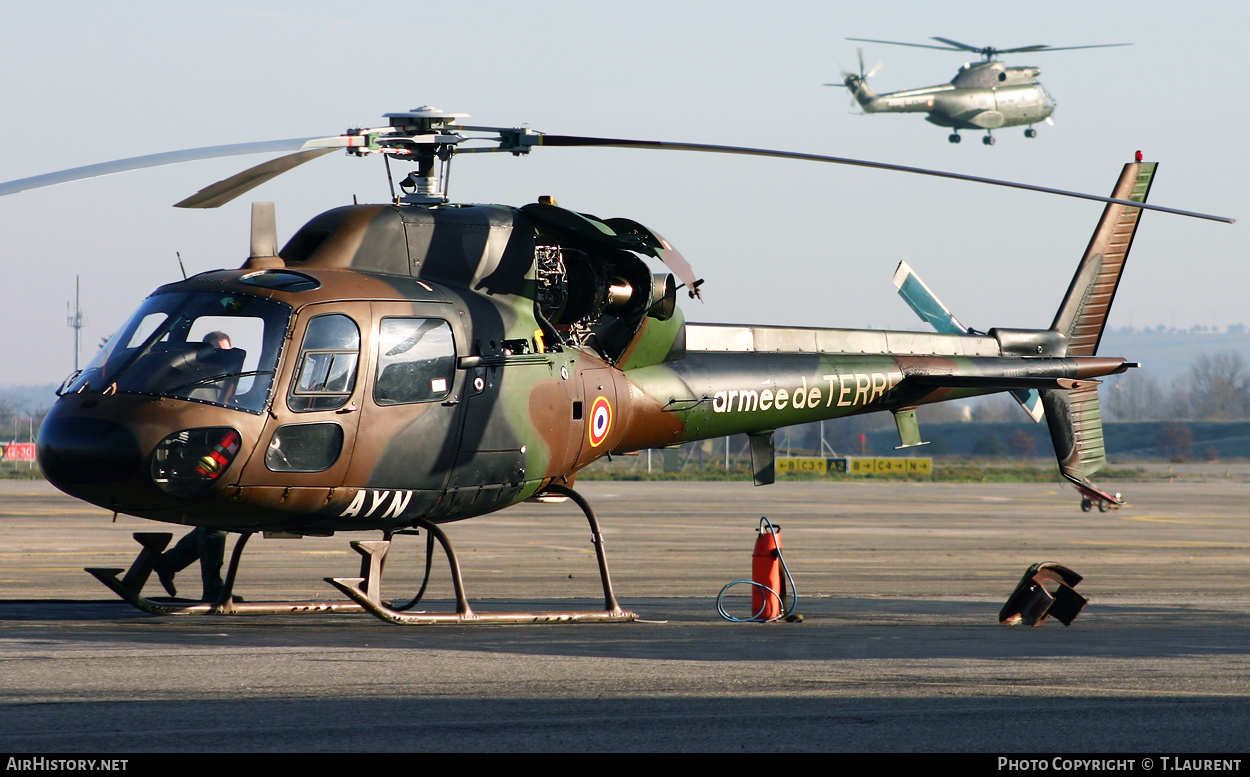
[1051,161,1156,356]
[1042,382,1110,488]
[1043,158,1155,507]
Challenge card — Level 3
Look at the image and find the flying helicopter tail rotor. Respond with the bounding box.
[832,50,880,112]
[853,47,883,82]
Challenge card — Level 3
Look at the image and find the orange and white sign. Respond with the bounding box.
[2,443,36,462]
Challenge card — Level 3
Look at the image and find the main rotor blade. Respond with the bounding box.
[930,38,1130,56]
[532,135,1234,223]
[1003,43,1132,53]
[0,136,355,199]
[929,37,991,53]
[175,148,337,208]
[847,37,963,52]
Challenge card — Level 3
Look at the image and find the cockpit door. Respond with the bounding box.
[238,302,369,489]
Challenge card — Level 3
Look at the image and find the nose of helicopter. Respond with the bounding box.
[37,413,144,502]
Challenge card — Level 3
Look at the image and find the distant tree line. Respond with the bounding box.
[1104,350,1250,421]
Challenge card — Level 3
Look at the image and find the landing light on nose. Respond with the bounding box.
[151,427,242,498]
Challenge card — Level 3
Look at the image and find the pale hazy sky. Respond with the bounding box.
[2,0,1246,386]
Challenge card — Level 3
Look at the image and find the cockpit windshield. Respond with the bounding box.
[65,291,291,413]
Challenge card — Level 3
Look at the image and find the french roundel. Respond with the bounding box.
[588,396,613,447]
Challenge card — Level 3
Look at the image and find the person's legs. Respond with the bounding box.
[154,529,203,596]
[197,529,228,602]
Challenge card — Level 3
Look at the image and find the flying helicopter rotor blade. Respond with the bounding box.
[1005,43,1132,53]
[0,136,363,199]
[530,135,1235,223]
[847,37,964,52]
[993,45,1053,54]
[931,37,1130,56]
[865,61,884,78]
[929,37,989,53]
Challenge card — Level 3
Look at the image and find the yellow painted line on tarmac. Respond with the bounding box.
[1078,540,1250,549]
[0,508,113,516]
[1117,515,1207,524]
[0,551,122,556]
[798,678,1249,698]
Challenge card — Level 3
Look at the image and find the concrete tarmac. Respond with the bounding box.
[1,477,1248,753]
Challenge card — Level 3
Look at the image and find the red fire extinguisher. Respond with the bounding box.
[717,517,797,622]
[751,520,784,620]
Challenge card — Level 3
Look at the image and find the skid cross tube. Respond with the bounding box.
[327,484,636,625]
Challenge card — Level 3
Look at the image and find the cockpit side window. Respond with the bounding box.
[289,314,361,412]
[374,318,455,405]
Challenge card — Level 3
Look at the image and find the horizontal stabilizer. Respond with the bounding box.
[909,375,1099,391]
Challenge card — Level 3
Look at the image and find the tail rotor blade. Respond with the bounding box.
[892,260,968,334]
[892,260,1042,421]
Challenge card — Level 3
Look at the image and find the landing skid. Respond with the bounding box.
[86,484,637,625]
[327,484,637,625]
[85,531,368,615]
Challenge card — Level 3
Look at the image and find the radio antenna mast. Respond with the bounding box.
[66,276,86,371]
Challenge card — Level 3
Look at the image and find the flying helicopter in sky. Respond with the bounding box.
[1,107,1231,624]
[829,37,1131,145]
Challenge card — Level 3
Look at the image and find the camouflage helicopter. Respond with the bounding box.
[830,37,1131,145]
[1,107,1231,624]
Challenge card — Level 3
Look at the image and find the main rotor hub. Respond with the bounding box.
[359,106,539,205]
[383,106,471,132]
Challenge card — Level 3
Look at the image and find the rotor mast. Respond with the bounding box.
[377,107,470,205]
